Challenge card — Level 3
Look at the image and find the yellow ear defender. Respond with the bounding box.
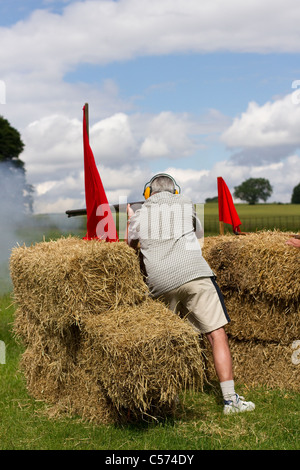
[143,173,180,200]
[143,185,152,200]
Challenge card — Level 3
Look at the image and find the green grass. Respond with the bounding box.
[204,202,300,217]
[0,294,299,451]
[204,203,300,235]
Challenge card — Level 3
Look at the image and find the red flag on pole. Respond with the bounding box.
[217,177,241,233]
[83,105,119,241]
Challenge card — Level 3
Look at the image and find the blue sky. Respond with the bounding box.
[1,0,300,212]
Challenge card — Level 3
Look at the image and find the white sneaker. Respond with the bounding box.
[223,394,255,415]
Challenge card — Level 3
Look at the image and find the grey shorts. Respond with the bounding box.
[158,277,230,334]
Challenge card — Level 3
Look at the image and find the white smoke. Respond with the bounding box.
[0,161,84,294]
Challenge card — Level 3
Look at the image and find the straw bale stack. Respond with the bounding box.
[78,299,204,417]
[203,231,299,305]
[10,237,204,423]
[202,230,300,390]
[202,336,299,392]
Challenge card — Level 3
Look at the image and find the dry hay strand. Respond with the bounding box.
[16,315,118,424]
[12,306,81,351]
[16,320,118,424]
[223,291,300,344]
[10,237,149,334]
[78,298,205,418]
[201,335,300,392]
[20,345,73,403]
[21,347,118,424]
[42,368,119,425]
[18,325,80,402]
[203,230,300,305]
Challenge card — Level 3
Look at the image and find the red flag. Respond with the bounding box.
[217,177,241,233]
[83,105,119,241]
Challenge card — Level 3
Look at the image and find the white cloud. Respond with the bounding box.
[139,112,199,159]
[19,99,300,213]
[35,180,58,196]
[2,0,300,213]
[22,115,83,180]
[2,0,300,80]
[91,113,138,162]
[21,108,222,173]
[34,196,84,214]
[222,93,300,149]
[161,154,300,205]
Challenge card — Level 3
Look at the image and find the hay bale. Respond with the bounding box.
[202,231,299,344]
[203,231,300,305]
[223,291,299,344]
[10,237,149,333]
[17,323,80,403]
[78,299,204,417]
[44,368,119,424]
[11,237,204,422]
[20,345,118,424]
[201,231,300,391]
[202,336,299,392]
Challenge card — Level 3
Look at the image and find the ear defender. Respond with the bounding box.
[143,185,152,200]
[143,174,180,199]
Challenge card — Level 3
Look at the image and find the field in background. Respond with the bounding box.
[204,203,300,235]
[12,203,300,244]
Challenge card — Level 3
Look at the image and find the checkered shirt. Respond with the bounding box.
[128,192,214,296]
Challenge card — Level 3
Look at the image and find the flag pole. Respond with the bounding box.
[84,102,89,140]
[217,176,224,235]
[219,221,224,235]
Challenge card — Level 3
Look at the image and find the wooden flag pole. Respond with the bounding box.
[219,221,224,235]
[84,102,89,140]
[217,176,224,235]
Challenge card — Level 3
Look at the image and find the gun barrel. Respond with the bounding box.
[66,201,144,218]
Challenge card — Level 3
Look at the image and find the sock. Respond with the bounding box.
[220,380,236,402]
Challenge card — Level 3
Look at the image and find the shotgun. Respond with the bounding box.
[65,201,144,218]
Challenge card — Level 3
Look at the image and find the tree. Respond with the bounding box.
[0,116,34,213]
[234,178,273,205]
[291,183,300,204]
[205,196,218,203]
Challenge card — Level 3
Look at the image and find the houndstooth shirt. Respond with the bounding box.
[128,191,214,296]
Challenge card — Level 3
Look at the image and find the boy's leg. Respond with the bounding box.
[206,327,233,382]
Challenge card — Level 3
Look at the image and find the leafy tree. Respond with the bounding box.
[0,115,34,213]
[205,196,218,203]
[291,183,300,204]
[234,178,273,205]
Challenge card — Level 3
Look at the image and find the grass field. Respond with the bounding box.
[0,205,299,450]
[0,293,299,451]
[204,202,300,217]
[204,203,300,235]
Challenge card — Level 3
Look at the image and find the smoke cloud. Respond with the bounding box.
[0,161,84,294]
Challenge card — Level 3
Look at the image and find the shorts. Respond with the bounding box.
[158,277,230,334]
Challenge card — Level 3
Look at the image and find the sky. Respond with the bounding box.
[1,0,300,214]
